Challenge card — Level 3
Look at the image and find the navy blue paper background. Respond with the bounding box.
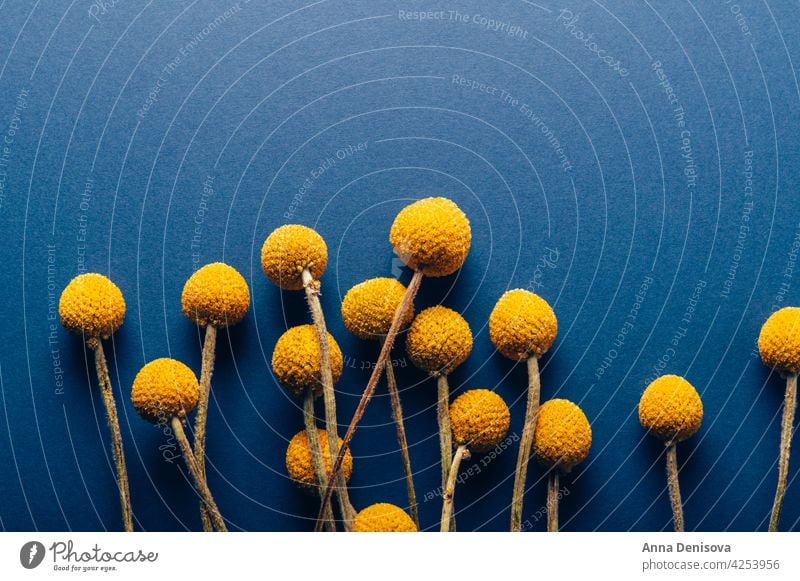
[0,0,798,531]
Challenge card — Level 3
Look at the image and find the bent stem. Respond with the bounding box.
[304,389,336,532]
[171,417,227,532]
[91,340,133,532]
[510,355,541,532]
[665,441,684,532]
[547,469,560,532]
[302,268,355,530]
[769,373,797,532]
[315,269,423,531]
[440,444,469,532]
[437,374,455,531]
[194,324,217,532]
[382,339,419,528]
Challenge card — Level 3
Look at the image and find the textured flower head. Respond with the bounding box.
[261,224,327,290]
[272,325,343,397]
[639,375,703,443]
[285,429,353,491]
[758,307,800,374]
[131,358,200,423]
[449,389,511,453]
[534,399,592,471]
[406,305,472,376]
[489,289,557,360]
[181,262,250,328]
[353,503,417,532]
[341,277,414,341]
[59,273,125,340]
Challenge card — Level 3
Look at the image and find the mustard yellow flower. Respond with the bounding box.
[285,429,353,490]
[758,307,800,374]
[533,399,592,470]
[352,503,417,532]
[131,358,200,423]
[261,224,327,290]
[181,262,250,328]
[272,324,343,397]
[389,197,471,277]
[639,375,703,443]
[489,289,557,360]
[341,277,414,340]
[449,389,511,453]
[59,273,125,340]
[406,306,472,376]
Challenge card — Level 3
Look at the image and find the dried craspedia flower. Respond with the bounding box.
[271,324,343,397]
[639,375,703,443]
[181,262,250,328]
[341,277,414,341]
[406,306,472,376]
[352,503,417,532]
[389,197,471,277]
[533,399,592,471]
[59,273,125,340]
[758,307,800,374]
[131,358,200,423]
[449,389,511,453]
[489,289,557,360]
[261,224,327,291]
[285,429,353,490]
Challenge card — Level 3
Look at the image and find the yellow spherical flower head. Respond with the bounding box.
[272,324,343,397]
[341,277,414,341]
[285,429,353,491]
[131,358,200,424]
[389,197,471,277]
[489,289,557,360]
[758,307,800,374]
[639,375,703,443]
[406,306,472,376]
[534,399,592,471]
[261,224,327,291]
[353,503,417,532]
[449,389,511,453]
[59,273,125,340]
[181,262,250,328]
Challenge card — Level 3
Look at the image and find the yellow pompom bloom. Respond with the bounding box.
[272,325,343,397]
[352,503,417,532]
[181,262,250,328]
[489,289,557,360]
[533,399,592,471]
[449,389,511,453]
[406,306,473,376]
[261,224,327,291]
[758,307,800,374]
[389,197,471,277]
[59,273,125,340]
[639,375,703,443]
[285,429,353,490]
[131,358,200,423]
[341,277,414,341]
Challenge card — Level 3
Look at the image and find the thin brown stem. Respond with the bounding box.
[440,444,469,532]
[769,373,797,532]
[315,269,424,531]
[304,389,336,532]
[382,340,418,528]
[171,417,227,532]
[666,442,684,532]
[91,341,133,532]
[511,355,541,532]
[194,324,217,532]
[302,268,355,530]
[437,374,455,531]
[547,470,559,532]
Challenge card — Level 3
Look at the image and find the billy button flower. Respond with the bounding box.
[441,389,511,531]
[272,324,346,531]
[406,305,472,531]
[59,273,132,531]
[285,429,353,492]
[341,277,418,526]
[533,399,592,532]
[131,358,227,531]
[489,289,558,532]
[758,307,800,531]
[639,375,702,532]
[317,197,471,532]
[352,503,417,532]
[181,262,250,531]
[262,225,355,529]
